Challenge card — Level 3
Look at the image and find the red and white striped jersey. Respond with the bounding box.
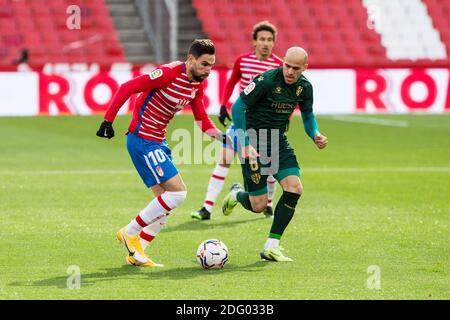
[104,61,219,143]
[221,52,283,106]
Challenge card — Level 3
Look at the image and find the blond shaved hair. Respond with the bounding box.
[285,47,308,64]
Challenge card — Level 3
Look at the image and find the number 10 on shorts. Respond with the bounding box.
[147,150,166,165]
[144,149,167,178]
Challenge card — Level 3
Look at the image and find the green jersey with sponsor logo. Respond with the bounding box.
[239,67,313,134]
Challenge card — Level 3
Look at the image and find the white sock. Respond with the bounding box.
[203,164,229,212]
[125,220,142,236]
[267,175,276,207]
[264,238,280,250]
[231,188,241,201]
[139,214,168,249]
[125,191,187,236]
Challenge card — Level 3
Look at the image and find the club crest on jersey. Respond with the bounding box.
[244,82,256,95]
[150,69,163,80]
[257,75,264,82]
[251,173,261,184]
[155,165,164,177]
[296,86,303,96]
[275,86,282,94]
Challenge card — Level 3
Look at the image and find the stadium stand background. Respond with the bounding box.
[193,0,449,67]
[0,0,448,68]
[0,0,126,66]
[0,0,204,67]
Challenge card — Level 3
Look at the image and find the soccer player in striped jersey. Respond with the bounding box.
[96,39,225,267]
[192,21,282,221]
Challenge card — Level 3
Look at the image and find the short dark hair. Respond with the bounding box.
[252,21,277,41]
[188,39,215,58]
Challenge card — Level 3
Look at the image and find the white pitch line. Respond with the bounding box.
[330,116,409,127]
[1,167,450,175]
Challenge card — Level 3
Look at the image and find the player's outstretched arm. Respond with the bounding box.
[104,70,172,123]
[96,75,151,140]
[97,68,173,139]
[300,109,328,149]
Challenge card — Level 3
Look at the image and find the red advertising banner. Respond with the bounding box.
[0,65,448,116]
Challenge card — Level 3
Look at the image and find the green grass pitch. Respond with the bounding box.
[0,114,448,299]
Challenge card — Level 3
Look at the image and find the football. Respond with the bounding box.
[196,239,229,269]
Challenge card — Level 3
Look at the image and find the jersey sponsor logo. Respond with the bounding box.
[150,69,163,80]
[296,86,303,96]
[244,82,256,95]
[271,102,295,113]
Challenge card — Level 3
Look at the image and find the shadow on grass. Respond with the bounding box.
[9,261,272,289]
[164,215,266,233]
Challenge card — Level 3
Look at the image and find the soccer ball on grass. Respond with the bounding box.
[196,239,229,269]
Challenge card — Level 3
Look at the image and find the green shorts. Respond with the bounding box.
[240,138,300,196]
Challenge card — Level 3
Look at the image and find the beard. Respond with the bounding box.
[190,68,208,82]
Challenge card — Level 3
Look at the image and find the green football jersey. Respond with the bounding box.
[239,67,313,134]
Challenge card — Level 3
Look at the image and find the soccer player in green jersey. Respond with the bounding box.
[222,47,328,262]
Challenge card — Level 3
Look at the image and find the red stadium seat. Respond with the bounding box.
[191,0,449,67]
[0,0,126,66]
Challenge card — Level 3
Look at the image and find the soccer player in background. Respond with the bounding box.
[222,47,328,262]
[192,21,283,221]
[96,40,225,267]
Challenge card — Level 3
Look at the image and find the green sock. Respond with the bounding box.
[236,191,254,212]
[269,191,301,238]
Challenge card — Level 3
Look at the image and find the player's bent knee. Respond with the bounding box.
[284,183,302,195]
[249,197,268,213]
[162,190,188,209]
